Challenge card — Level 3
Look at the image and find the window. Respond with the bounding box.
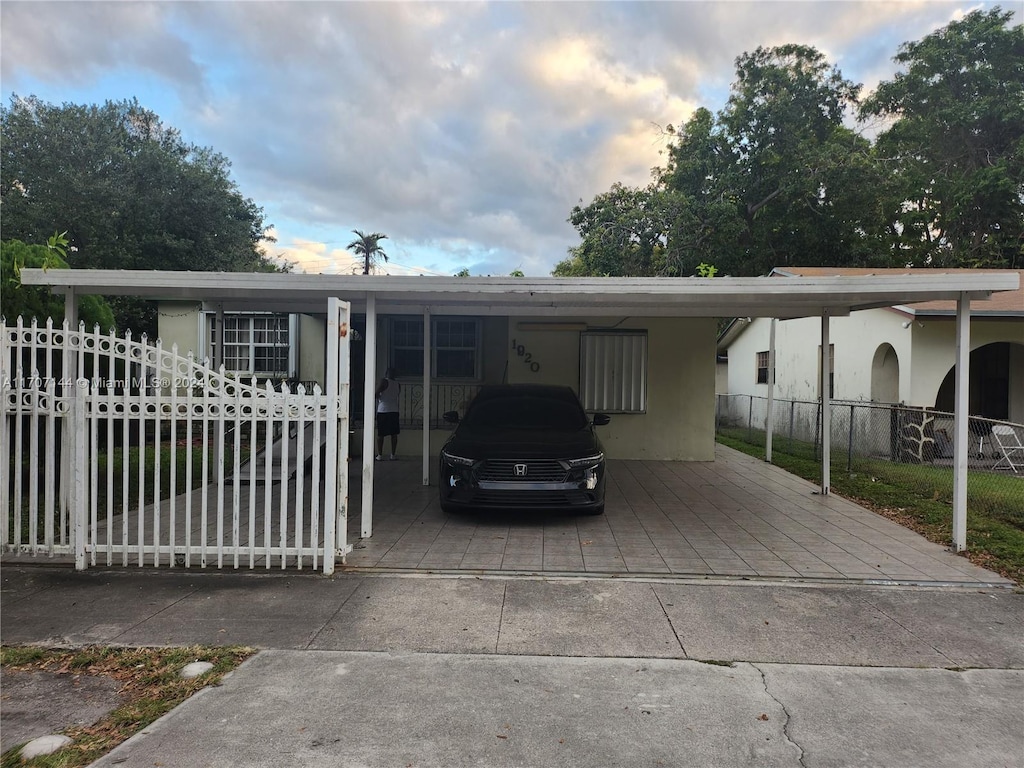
[579,331,647,413]
[756,351,770,384]
[389,317,480,379]
[207,314,295,377]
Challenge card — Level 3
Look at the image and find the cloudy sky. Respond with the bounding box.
[0,1,1010,277]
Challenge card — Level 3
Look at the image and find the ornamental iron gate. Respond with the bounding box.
[2,298,352,574]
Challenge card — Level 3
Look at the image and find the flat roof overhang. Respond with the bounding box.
[18,269,1021,319]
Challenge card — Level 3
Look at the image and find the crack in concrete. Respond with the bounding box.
[651,585,688,656]
[752,663,807,768]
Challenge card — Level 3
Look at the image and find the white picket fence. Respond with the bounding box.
[2,302,351,573]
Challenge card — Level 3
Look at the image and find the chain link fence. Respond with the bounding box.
[716,394,1024,528]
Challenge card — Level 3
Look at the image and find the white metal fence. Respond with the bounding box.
[2,309,351,573]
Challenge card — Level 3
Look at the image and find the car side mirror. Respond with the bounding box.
[592,413,611,426]
[442,410,460,424]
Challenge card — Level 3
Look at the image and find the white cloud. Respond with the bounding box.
[1,0,1012,276]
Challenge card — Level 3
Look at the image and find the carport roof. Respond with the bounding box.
[19,268,1021,319]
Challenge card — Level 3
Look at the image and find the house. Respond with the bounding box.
[158,301,712,462]
[13,267,1020,567]
[717,268,1024,425]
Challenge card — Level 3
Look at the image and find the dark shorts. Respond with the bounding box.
[376,411,400,437]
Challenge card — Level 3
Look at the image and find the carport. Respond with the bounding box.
[17,268,1021,567]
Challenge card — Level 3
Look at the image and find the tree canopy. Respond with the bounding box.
[2,239,115,329]
[1,96,283,331]
[346,230,388,274]
[556,8,1022,277]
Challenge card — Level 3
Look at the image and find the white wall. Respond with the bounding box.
[725,309,1024,415]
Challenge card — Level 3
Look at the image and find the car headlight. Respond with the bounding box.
[566,453,604,469]
[442,450,476,467]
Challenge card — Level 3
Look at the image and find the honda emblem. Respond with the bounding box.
[514,463,528,477]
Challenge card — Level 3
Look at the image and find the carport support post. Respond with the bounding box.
[952,292,970,552]
[361,293,377,539]
[765,318,776,463]
[820,310,831,496]
[60,288,79,526]
[421,307,431,486]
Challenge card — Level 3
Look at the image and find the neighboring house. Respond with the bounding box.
[717,267,1024,424]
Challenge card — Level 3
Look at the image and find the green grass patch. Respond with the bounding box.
[717,431,1024,584]
[1,645,256,768]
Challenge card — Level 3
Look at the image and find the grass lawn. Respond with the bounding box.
[717,432,1024,585]
[1,645,255,768]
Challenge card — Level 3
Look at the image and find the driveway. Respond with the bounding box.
[348,444,1010,586]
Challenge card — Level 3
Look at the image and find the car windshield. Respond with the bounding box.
[462,395,588,431]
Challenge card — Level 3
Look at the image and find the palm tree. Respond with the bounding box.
[346,230,388,275]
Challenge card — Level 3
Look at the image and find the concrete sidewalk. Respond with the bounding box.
[2,566,1023,766]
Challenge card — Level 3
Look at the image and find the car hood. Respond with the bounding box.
[444,427,602,460]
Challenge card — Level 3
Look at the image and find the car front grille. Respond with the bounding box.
[477,459,568,483]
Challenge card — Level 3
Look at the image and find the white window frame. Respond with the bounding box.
[201,312,297,378]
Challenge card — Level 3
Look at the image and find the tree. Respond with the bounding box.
[1,96,282,332]
[2,239,114,329]
[859,8,1024,268]
[560,45,880,278]
[346,230,388,274]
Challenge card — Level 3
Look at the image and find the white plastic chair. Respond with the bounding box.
[991,425,1024,474]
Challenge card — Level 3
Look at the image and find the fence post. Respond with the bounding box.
[74,377,87,570]
[847,404,855,472]
[747,395,754,442]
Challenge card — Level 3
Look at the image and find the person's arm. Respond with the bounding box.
[375,378,388,398]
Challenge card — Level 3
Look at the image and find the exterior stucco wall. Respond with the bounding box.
[726,310,914,403]
[157,302,203,358]
[724,310,1024,417]
[907,319,1024,410]
[297,314,326,385]
[506,316,716,461]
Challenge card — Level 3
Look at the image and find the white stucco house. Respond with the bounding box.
[717,267,1024,424]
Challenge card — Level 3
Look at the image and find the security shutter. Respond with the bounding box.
[579,331,647,413]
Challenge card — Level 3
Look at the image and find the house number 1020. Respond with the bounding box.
[510,338,541,373]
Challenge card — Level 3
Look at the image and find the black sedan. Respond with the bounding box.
[438,384,610,515]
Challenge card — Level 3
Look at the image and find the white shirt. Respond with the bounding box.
[376,378,400,413]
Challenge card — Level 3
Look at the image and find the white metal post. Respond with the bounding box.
[336,300,352,559]
[361,294,377,539]
[73,375,87,570]
[766,318,776,464]
[422,307,431,486]
[952,292,971,552]
[324,298,340,575]
[820,310,831,496]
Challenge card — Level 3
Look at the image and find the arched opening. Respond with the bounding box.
[934,342,1022,420]
[870,343,900,404]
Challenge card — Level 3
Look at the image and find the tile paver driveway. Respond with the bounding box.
[346,444,1010,586]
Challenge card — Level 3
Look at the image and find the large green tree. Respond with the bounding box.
[1,96,282,332]
[557,45,878,277]
[860,8,1024,268]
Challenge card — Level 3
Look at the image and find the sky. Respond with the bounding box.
[0,1,1011,277]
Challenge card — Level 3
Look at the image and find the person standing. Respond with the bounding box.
[374,367,401,461]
